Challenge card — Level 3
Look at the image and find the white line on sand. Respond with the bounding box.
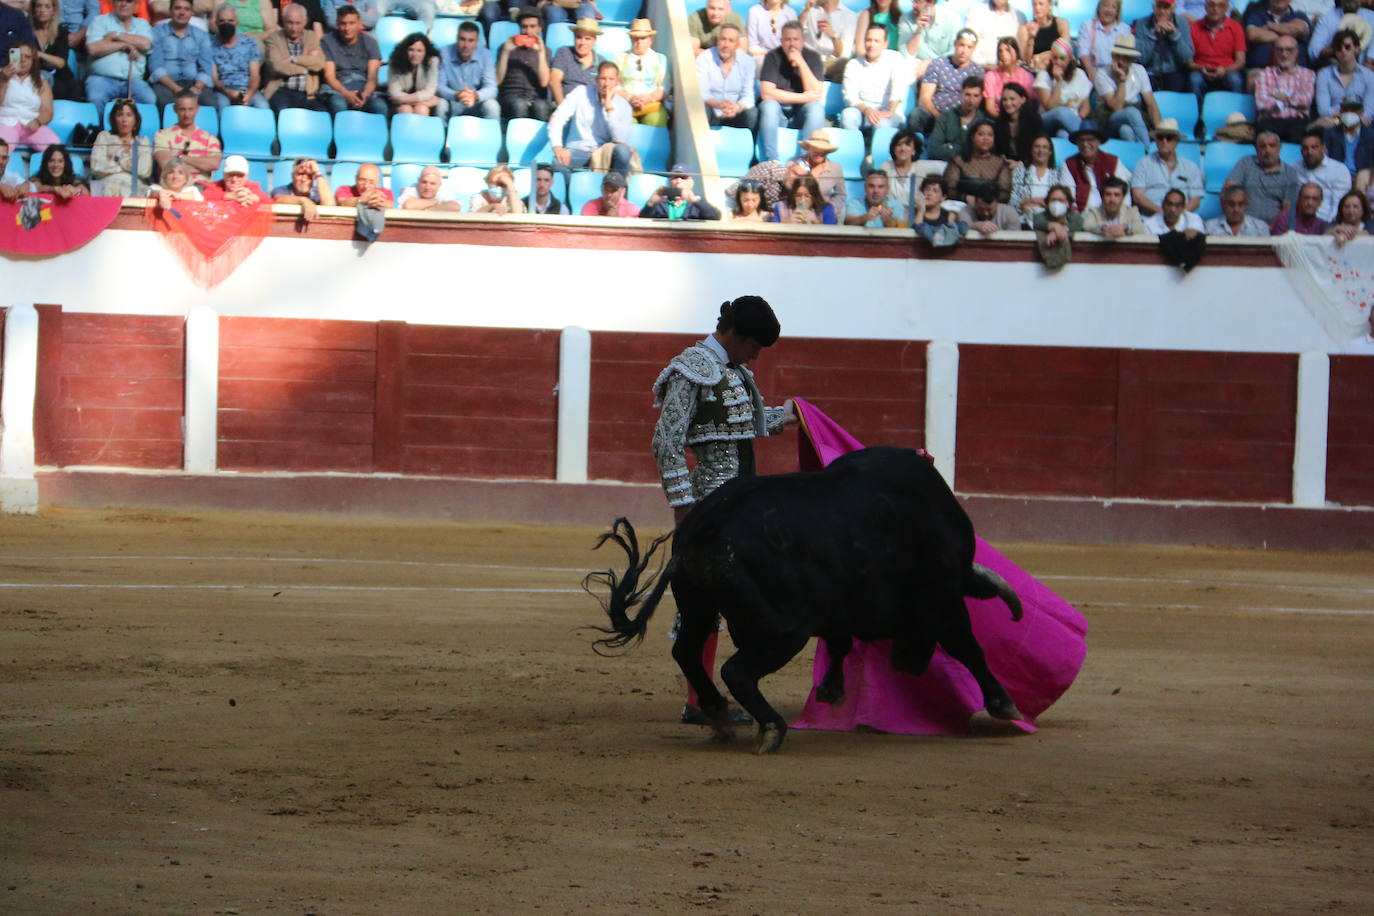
[0,583,585,594]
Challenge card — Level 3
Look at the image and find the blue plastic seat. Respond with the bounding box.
[597,0,641,21]
[102,100,161,139]
[628,122,670,173]
[1057,0,1100,35]
[628,171,665,208]
[868,126,899,168]
[1052,136,1076,166]
[596,27,631,56]
[49,100,99,144]
[447,115,503,165]
[711,126,754,178]
[505,117,550,164]
[389,162,424,194]
[1102,139,1146,172]
[567,169,604,213]
[269,158,295,192]
[68,151,87,177]
[375,16,418,61]
[830,127,865,179]
[1200,92,1256,140]
[447,165,487,200]
[844,178,864,203]
[1279,142,1302,166]
[757,126,799,163]
[391,112,446,162]
[839,0,868,9]
[160,103,218,135]
[1202,141,1251,192]
[331,160,361,189]
[1120,0,1154,23]
[429,18,461,48]
[546,22,575,54]
[824,81,845,122]
[220,105,277,156]
[1176,141,1203,166]
[1197,191,1222,221]
[488,21,518,50]
[1154,91,1199,138]
[276,107,332,159]
[333,110,388,161]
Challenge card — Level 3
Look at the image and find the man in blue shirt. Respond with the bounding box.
[150,0,215,108]
[85,0,156,113]
[697,23,756,130]
[548,60,633,173]
[60,0,100,51]
[437,20,499,120]
[210,4,268,111]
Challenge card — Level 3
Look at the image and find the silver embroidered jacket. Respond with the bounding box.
[651,342,787,509]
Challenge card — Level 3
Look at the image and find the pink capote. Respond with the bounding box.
[788,398,1088,736]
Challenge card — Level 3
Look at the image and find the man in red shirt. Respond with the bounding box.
[1189,0,1245,104]
[580,171,640,217]
[199,154,270,206]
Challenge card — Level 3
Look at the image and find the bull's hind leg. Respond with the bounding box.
[671,609,734,740]
[816,632,852,705]
[937,600,1023,721]
[720,632,811,754]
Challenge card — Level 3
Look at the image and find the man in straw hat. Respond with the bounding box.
[1129,117,1203,216]
[796,127,846,212]
[1091,33,1161,144]
[550,17,603,106]
[616,18,670,127]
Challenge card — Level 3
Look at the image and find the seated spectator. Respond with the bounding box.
[209,4,268,111]
[943,119,1012,204]
[224,0,277,42]
[1032,182,1082,268]
[855,0,904,55]
[1076,0,1131,80]
[154,90,222,180]
[1065,125,1131,210]
[1309,1,1374,70]
[840,24,907,135]
[150,0,215,108]
[29,0,79,102]
[878,128,922,216]
[1145,186,1205,234]
[1034,38,1093,138]
[148,157,203,209]
[324,0,381,31]
[549,61,633,174]
[796,127,846,212]
[496,8,551,121]
[698,23,755,129]
[928,76,985,162]
[730,177,770,221]
[984,36,1033,116]
[438,20,498,120]
[321,4,385,116]
[958,183,1020,234]
[57,0,97,53]
[524,162,565,214]
[1205,184,1271,235]
[844,170,904,226]
[993,82,1042,164]
[0,137,24,201]
[773,172,835,223]
[642,164,722,220]
[1012,133,1073,226]
[387,33,439,117]
[1295,129,1351,221]
[334,161,393,208]
[550,18,602,108]
[0,42,59,152]
[691,0,748,58]
[270,156,334,221]
[724,155,810,212]
[282,0,327,36]
[1253,35,1315,143]
[84,0,155,112]
[1084,174,1146,236]
[1271,180,1327,232]
[965,0,1024,70]
[911,173,967,243]
[1326,188,1372,244]
[1134,0,1194,94]
[1093,35,1162,143]
[1019,0,1069,72]
[263,3,327,113]
[1324,100,1374,176]
[616,19,670,128]
[580,169,639,217]
[89,97,152,196]
[748,0,798,67]
[398,164,461,211]
[1315,30,1373,130]
[469,164,525,215]
[899,0,958,82]
[1224,130,1301,223]
[804,0,858,80]
[758,21,824,163]
[1244,0,1310,72]
[910,27,982,135]
[1130,118,1203,216]
[199,153,268,205]
[1189,0,1246,104]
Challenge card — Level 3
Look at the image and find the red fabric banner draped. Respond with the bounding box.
[0,195,123,256]
[145,200,275,289]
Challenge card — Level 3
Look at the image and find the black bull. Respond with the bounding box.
[586,446,1025,754]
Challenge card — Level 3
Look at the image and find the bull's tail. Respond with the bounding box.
[583,517,677,654]
[965,562,1023,621]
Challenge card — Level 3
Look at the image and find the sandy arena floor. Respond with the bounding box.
[1,508,1371,915]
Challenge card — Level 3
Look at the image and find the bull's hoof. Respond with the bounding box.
[985,697,1024,721]
[815,682,845,705]
[753,722,786,755]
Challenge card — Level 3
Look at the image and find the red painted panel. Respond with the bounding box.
[405,326,560,356]
[61,343,184,379]
[957,465,1118,497]
[959,405,1117,438]
[401,445,555,479]
[61,314,184,347]
[218,440,374,472]
[53,407,183,440]
[219,348,377,382]
[54,440,184,468]
[402,415,556,449]
[405,353,558,389]
[218,409,375,442]
[404,386,558,421]
[218,378,376,413]
[58,377,184,410]
[219,317,377,350]
[1326,355,1374,506]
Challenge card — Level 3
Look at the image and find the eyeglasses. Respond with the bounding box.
[738,180,763,192]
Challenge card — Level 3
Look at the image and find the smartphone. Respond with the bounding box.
[8,48,21,68]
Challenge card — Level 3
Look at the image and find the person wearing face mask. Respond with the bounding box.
[468,164,525,214]
[1322,99,1374,175]
[209,4,268,111]
[1032,183,1083,268]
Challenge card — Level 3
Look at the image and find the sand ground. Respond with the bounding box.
[1,508,1371,915]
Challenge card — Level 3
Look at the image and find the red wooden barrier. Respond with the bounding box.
[1328,355,1374,507]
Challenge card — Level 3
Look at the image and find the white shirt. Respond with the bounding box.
[842,49,908,111]
[965,4,1023,68]
[1034,67,1093,109]
[398,184,457,206]
[1145,209,1205,234]
[1093,62,1151,106]
[802,4,858,60]
[1295,156,1353,223]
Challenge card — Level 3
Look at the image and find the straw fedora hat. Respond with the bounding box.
[571,16,601,34]
[628,18,657,38]
[798,129,838,153]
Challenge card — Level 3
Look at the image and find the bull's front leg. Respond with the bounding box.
[816,632,852,705]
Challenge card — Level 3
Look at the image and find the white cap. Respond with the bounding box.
[223,154,249,175]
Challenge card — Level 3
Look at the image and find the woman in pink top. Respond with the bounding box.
[983,36,1034,115]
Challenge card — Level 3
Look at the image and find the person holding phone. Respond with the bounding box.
[496,8,551,121]
[0,43,60,152]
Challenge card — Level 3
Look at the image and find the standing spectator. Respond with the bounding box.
[943,118,1011,204]
[1093,35,1163,143]
[581,169,639,217]
[1326,188,1371,243]
[958,183,1021,233]
[548,60,632,173]
[993,82,1042,164]
[85,0,155,112]
[154,89,221,178]
[730,177,770,220]
[89,96,152,195]
[399,163,462,211]
[877,128,921,215]
[616,18,669,128]
[1034,38,1092,137]
[899,0,957,81]
[1130,118,1203,215]
[437,20,498,119]
[1065,124,1131,210]
[263,2,326,113]
[321,4,384,115]
[773,172,835,223]
[1083,175,1146,236]
[496,8,550,121]
[150,0,214,108]
[27,142,86,195]
[910,27,982,135]
[1294,128,1351,220]
[984,35,1032,116]
[1224,130,1301,223]
[854,0,903,53]
[1270,180,1327,232]
[748,0,797,66]
[1,1,36,58]
[698,22,756,129]
[691,0,748,58]
[965,0,1025,69]
[1012,133,1073,225]
[1324,100,1374,175]
[0,42,59,151]
[1134,0,1195,93]
[642,163,723,220]
[757,21,824,163]
[1019,0,1069,71]
[844,169,904,226]
[804,0,859,80]
[270,156,335,221]
[1244,0,1310,71]
[550,17,601,108]
[199,152,269,204]
[388,33,440,117]
[797,127,846,211]
[525,162,565,214]
[1189,0,1246,104]
[840,24,907,135]
[927,75,984,161]
[29,0,80,101]
[1205,184,1271,235]
[1314,29,1371,128]
[209,3,268,111]
[469,165,525,215]
[1076,0,1131,79]
[1253,35,1315,142]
